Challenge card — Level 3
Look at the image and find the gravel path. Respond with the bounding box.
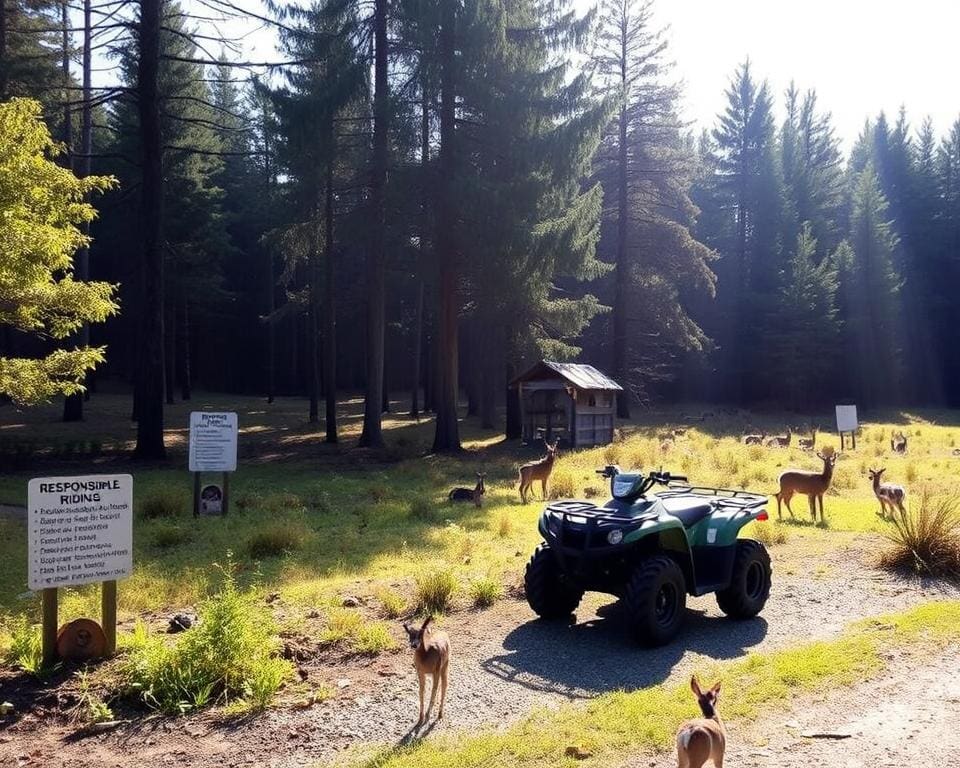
[2,539,958,768]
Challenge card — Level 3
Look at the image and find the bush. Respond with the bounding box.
[120,558,293,713]
[376,588,407,619]
[880,491,960,580]
[4,615,43,675]
[150,522,191,549]
[469,577,503,608]
[139,488,187,519]
[493,512,512,538]
[748,521,788,547]
[414,568,458,615]
[319,609,364,645]
[548,469,575,500]
[245,521,308,559]
[320,610,397,655]
[353,622,397,655]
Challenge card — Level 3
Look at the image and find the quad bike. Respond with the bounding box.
[524,465,772,646]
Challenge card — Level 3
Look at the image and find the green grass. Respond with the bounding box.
[348,601,960,768]
[469,576,504,608]
[414,567,459,615]
[319,608,398,655]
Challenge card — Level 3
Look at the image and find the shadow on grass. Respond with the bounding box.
[480,604,769,698]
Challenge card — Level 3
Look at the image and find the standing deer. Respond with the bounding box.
[764,426,791,448]
[676,676,725,768]
[518,439,559,504]
[869,468,906,518]
[891,431,908,454]
[774,449,838,522]
[402,616,450,727]
[742,431,765,446]
[448,473,486,507]
[798,427,817,451]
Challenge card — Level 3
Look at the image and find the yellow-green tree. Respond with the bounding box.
[0,98,118,405]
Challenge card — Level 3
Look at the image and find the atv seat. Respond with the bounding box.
[661,498,713,528]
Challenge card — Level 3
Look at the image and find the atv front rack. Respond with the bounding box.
[656,484,768,510]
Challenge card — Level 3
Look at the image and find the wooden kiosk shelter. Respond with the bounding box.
[511,361,623,447]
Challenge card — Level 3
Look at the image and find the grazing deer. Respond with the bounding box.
[403,616,450,728]
[742,432,765,446]
[448,473,486,508]
[798,427,817,451]
[518,439,559,504]
[764,427,791,448]
[676,676,725,768]
[869,468,906,519]
[891,430,908,454]
[774,449,838,522]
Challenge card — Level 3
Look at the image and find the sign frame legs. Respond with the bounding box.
[193,471,230,517]
[41,580,118,664]
[42,587,58,665]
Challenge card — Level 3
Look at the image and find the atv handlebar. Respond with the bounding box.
[595,466,687,485]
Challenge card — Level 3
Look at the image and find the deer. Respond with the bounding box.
[774,449,838,523]
[402,616,450,728]
[448,473,486,508]
[869,468,906,519]
[891,430,908,454]
[518,439,559,504]
[798,427,817,451]
[676,676,725,768]
[764,426,791,448]
[742,431,765,446]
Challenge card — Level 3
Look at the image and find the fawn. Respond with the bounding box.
[402,616,450,727]
[798,427,817,451]
[676,676,725,768]
[774,449,838,522]
[518,439,559,504]
[764,426,791,448]
[742,431,765,446]
[448,473,486,507]
[869,468,906,518]
[891,430,908,454]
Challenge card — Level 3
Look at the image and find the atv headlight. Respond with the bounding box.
[606,528,623,545]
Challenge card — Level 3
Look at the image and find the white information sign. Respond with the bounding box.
[28,474,133,591]
[836,404,859,433]
[189,411,238,472]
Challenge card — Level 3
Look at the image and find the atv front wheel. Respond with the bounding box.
[524,543,583,619]
[624,556,687,646]
[716,539,772,619]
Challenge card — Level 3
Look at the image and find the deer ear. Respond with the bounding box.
[710,680,722,697]
[690,676,703,697]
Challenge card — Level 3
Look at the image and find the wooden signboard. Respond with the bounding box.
[836,404,859,450]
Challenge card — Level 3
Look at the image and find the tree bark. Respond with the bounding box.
[505,357,521,439]
[165,298,175,405]
[265,125,275,404]
[309,176,322,424]
[323,127,338,442]
[133,0,166,460]
[432,0,460,452]
[613,30,631,419]
[178,298,191,401]
[411,279,424,418]
[411,84,429,419]
[358,0,389,448]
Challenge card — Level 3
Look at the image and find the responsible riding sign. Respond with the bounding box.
[189,411,238,472]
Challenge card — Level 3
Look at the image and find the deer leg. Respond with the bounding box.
[808,494,816,521]
[776,493,782,520]
[818,494,825,522]
[783,492,795,518]
[425,671,440,722]
[541,477,547,500]
[416,670,426,726]
[437,659,448,721]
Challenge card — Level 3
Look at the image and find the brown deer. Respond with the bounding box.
[742,431,765,446]
[676,676,725,768]
[764,426,791,448]
[891,430,908,454]
[518,439,559,504]
[869,468,906,519]
[798,427,817,451]
[774,449,838,522]
[402,616,450,727]
[448,473,486,508]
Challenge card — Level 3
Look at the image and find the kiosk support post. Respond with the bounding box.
[41,588,58,665]
[102,580,117,655]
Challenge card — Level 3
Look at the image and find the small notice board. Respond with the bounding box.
[835,404,858,450]
[189,412,238,516]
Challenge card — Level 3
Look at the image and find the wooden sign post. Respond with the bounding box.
[836,404,859,451]
[28,474,133,663]
[189,412,238,517]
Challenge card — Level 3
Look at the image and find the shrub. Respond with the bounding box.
[353,622,397,655]
[548,469,575,500]
[469,577,503,608]
[376,588,407,619]
[493,512,513,538]
[602,444,623,466]
[139,488,187,519]
[245,521,307,559]
[150,522,191,549]
[4,615,43,675]
[120,559,293,713]
[748,521,788,547]
[414,568,459,615]
[905,462,918,483]
[880,491,960,580]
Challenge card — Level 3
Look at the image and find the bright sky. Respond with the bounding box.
[83,0,960,153]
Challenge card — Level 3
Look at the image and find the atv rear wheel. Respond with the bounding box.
[524,543,584,619]
[624,556,687,646]
[716,539,772,619]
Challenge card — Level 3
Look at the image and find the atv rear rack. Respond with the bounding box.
[656,484,768,509]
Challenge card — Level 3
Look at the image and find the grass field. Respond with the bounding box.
[2,393,960,638]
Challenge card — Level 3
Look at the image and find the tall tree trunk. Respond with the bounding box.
[178,298,191,401]
[480,324,496,430]
[165,298,175,405]
[412,86,429,419]
[358,0,389,448]
[64,0,92,421]
[410,279,424,418]
[60,0,71,160]
[432,0,460,452]
[613,40,631,419]
[134,0,165,459]
[0,0,7,99]
[309,179,322,424]
[265,128,276,404]
[465,324,479,417]
[505,357,521,439]
[323,127,338,442]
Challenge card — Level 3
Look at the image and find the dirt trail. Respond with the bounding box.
[1,541,958,768]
